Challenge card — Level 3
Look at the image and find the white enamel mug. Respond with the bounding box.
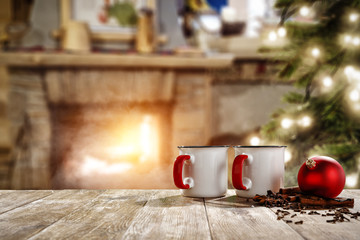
[232,146,285,198]
[173,146,229,198]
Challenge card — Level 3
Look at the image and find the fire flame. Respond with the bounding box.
[140,115,153,162]
[79,115,159,175]
[81,155,133,175]
[107,146,136,157]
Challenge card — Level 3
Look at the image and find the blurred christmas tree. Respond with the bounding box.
[261,0,360,187]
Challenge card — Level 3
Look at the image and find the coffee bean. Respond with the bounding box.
[253,188,356,225]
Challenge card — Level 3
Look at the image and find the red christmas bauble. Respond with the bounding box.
[297,156,345,198]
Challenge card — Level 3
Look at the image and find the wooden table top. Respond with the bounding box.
[0,189,359,239]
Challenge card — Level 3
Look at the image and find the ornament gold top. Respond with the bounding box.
[306,158,316,169]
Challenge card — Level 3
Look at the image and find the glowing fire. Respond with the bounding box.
[79,115,159,175]
[107,146,136,157]
[81,155,133,175]
[140,115,154,162]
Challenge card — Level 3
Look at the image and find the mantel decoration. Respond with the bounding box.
[58,0,141,43]
[260,0,360,188]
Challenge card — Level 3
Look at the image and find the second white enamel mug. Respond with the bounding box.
[232,146,285,198]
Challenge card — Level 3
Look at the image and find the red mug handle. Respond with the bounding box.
[173,155,194,189]
[232,154,248,190]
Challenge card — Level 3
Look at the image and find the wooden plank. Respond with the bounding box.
[122,190,211,240]
[339,189,360,200]
[0,190,54,215]
[0,53,233,69]
[205,190,304,240]
[0,190,103,240]
[267,190,360,240]
[1,189,358,239]
[28,189,154,239]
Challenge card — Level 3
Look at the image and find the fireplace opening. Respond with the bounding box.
[50,103,174,189]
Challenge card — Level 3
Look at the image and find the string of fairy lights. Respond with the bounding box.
[343,7,360,114]
[250,4,360,166]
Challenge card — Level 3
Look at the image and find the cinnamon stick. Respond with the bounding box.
[299,195,354,208]
[279,187,301,195]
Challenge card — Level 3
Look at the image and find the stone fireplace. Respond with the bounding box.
[3,53,231,189]
[47,69,174,189]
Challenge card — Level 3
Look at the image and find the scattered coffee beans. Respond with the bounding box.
[253,187,359,224]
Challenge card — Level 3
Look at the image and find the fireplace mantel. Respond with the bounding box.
[0,52,233,69]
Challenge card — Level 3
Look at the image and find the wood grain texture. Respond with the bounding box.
[122,190,211,240]
[0,190,103,240]
[205,190,304,240]
[0,52,233,69]
[28,189,154,239]
[0,190,54,215]
[268,190,360,240]
[0,189,359,240]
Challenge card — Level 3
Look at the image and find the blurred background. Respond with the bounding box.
[0,0,359,190]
